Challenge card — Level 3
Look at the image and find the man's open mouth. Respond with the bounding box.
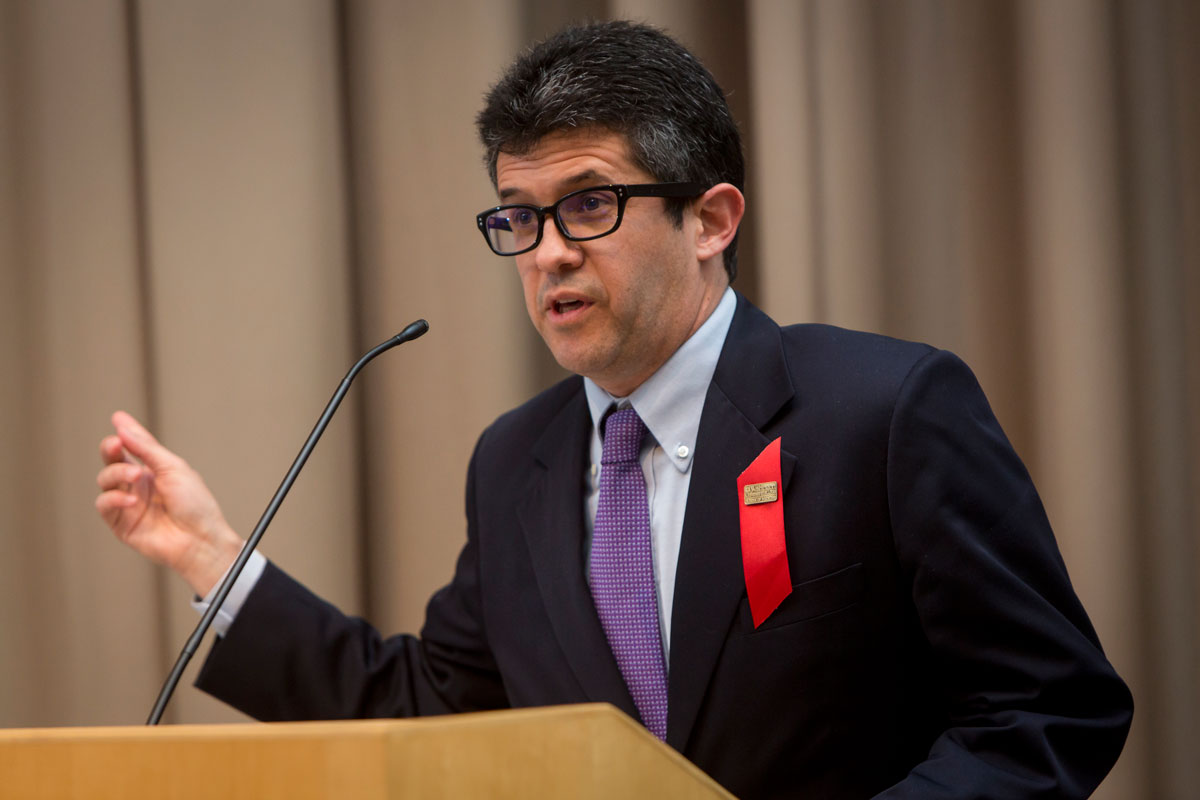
[554,300,586,314]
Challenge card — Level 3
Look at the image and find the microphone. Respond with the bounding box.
[145,319,430,725]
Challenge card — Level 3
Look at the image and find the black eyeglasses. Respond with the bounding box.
[476,182,707,256]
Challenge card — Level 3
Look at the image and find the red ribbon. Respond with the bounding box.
[737,437,791,627]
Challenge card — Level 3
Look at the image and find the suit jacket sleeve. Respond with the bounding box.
[874,349,1132,798]
[193,435,510,721]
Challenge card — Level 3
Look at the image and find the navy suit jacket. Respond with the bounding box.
[197,295,1131,798]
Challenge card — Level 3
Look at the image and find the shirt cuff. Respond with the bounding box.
[189,549,268,637]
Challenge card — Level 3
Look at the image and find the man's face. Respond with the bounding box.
[495,130,721,396]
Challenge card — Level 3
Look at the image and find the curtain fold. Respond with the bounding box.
[339,0,532,635]
[130,0,364,723]
[0,0,163,727]
[1016,3,1141,792]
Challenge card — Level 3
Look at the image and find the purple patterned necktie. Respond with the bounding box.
[589,407,669,740]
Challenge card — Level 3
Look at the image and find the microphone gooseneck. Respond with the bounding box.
[145,319,430,725]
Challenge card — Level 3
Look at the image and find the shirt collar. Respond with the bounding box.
[584,287,736,473]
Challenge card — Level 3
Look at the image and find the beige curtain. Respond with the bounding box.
[1,1,1195,797]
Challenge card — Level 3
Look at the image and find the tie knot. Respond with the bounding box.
[601,407,647,464]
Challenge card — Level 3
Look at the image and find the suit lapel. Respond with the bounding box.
[667,297,797,750]
[516,384,638,719]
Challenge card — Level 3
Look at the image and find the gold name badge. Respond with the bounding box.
[743,481,779,506]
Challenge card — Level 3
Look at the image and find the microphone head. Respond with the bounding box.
[396,319,429,343]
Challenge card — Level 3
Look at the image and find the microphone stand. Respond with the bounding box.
[146,319,429,725]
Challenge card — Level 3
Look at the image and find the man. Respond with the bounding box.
[97,20,1131,799]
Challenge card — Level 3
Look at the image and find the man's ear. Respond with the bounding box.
[694,183,745,263]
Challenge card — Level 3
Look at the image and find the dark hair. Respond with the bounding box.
[476,20,744,279]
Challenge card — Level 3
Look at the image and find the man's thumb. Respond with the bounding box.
[112,411,177,471]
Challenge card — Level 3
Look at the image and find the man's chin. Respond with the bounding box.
[543,341,609,382]
[549,350,599,379]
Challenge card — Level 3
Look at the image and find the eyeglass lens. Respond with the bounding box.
[483,188,621,255]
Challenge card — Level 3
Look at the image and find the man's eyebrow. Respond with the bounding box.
[498,169,611,202]
[562,169,607,187]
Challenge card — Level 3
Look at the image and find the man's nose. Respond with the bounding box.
[533,217,584,274]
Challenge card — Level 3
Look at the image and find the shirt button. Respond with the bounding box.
[676,444,690,459]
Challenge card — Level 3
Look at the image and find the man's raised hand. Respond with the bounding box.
[95,411,243,597]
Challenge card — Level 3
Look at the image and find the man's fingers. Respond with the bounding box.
[97,461,144,491]
[112,410,179,471]
[95,489,138,519]
[99,434,132,466]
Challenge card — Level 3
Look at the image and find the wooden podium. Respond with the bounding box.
[0,703,733,798]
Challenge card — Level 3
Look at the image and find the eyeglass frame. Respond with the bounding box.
[475,182,708,256]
